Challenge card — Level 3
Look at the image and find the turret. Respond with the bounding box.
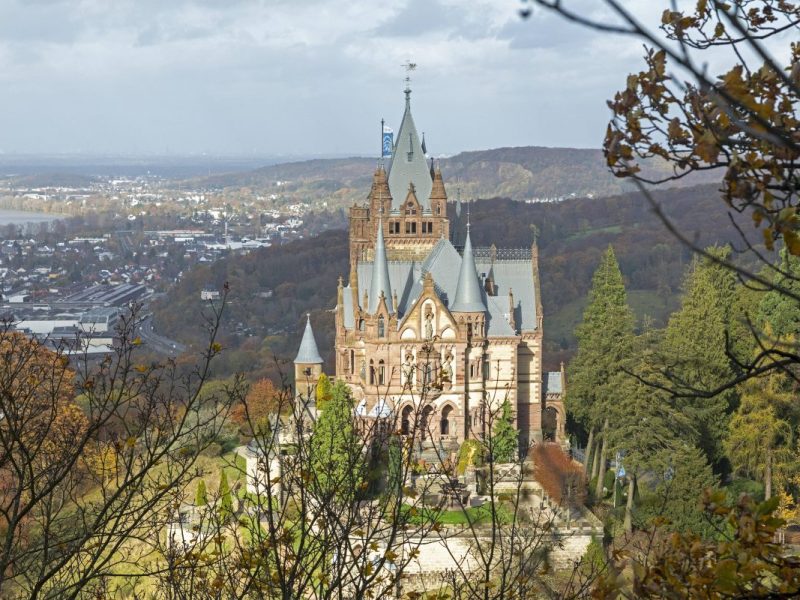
[451,224,487,341]
[294,314,324,397]
[368,217,393,314]
[451,225,486,314]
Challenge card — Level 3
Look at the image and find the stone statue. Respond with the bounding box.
[403,353,415,384]
[424,310,434,340]
[442,353,453,382]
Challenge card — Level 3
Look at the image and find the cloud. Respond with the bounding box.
[0,0,657,155]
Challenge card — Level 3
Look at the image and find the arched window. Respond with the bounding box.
[441,405,453,436]
[401,406,413,436]
[349,350,355,374]
[421,405,433,441]
[369,360,375,385]
[377,315,385,338]
[378,359,386,385]
[358,319,365,332]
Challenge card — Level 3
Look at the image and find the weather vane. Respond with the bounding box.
[402,60,417,93]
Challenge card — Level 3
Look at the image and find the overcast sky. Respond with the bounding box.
[0,0,665,157]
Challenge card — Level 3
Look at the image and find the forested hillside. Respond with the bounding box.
[193,146,719,209]
[153,183,747,377]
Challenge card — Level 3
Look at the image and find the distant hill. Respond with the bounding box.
[153,183,753,379]
[1,173,98,188]
[193,146,720,206]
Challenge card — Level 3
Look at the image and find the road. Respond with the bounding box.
[137,314,187,356]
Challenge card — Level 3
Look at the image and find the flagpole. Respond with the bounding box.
[380,118,385,160]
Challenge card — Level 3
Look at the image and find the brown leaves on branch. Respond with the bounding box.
[598,490,800,598]
[603,1,800,253]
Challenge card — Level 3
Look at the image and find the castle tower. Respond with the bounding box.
[450,224,489,439]
[333,85,555,453]
[294,314,323,400]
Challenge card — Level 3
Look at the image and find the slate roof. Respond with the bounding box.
[387,92,432,211]
[543,371,563,395]
[294,315,323,364]
[345,238,537,338]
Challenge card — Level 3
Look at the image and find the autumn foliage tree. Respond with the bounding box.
[0,299,239,599]
[231,377,280,436]
[532,443,586,510]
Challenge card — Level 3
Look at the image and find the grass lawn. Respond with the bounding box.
[401,503,512,526]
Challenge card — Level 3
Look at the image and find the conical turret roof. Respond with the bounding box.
[368,218,394,314]
[451,225,486,313]
[294,315,323,364]
[387,90,432,211]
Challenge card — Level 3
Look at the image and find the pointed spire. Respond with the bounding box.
[295,314,323,364]
[369,218,394,314]
[387,89,432,210]
[451,224,486,313]
[430,165,447,202]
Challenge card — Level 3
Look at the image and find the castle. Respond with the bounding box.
[295,88,565,453]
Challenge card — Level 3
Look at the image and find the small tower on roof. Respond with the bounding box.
[295,314,324,396]
[451,221,487,341]
[368,216,394,314]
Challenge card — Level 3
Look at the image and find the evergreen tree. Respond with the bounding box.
[604,328,693,531]
[758,249,800,339]
[309,380,364,500]
[219,471,233,522]
[315,373,333,409]
[725,374,799,500]
[566,246,635,495]
[637,444,718,537]
[490,399,519,463]
[195,479,207,507]
[661,246,740,471]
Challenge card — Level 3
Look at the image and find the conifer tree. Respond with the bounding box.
[490,399,519,463]
[605,328,690,531]
[315,372,333,409]
[219,471,233,522]
[566,246,634,496]
[726,375,799,500]
[309,380,364,500]
[661,247,740,470]
[195,479,207,507]
[758,249,800,340]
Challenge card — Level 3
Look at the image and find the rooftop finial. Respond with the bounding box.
[402,60,417,104]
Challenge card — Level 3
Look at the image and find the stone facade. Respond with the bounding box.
[297,90,566,450]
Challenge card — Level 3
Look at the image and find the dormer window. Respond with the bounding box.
[378,315,385,338]
[405,202,416,216]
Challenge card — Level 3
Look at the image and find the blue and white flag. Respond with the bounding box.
[382,125,393,158]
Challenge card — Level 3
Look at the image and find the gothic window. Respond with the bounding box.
[369,360,375,385]
[377,315,385,338]
[389,221,400,234]
[358,319,365,332]
[422,221,433,234]
[378,360,385,385]
[405,222,417,234]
